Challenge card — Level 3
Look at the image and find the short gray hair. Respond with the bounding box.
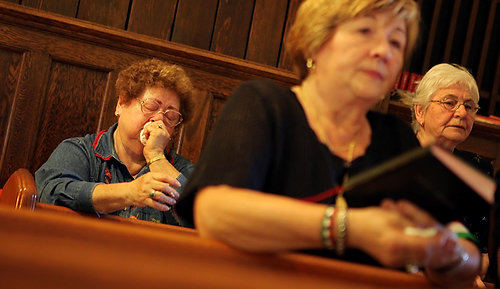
[404,63,479,133]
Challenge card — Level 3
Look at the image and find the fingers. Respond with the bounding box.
[150,190,177,205]
[142,121,171,153]
[143,120,170,140]
[150,171,181,189]
[144,196,170,211]
[381,199,439,228]
[391,226,462,270]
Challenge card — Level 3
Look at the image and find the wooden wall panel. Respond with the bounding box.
[204,96,226,149]
[0,0,18,3]
[31,61,108,172]
[210,0,254,59]
[0,51,51,184]
[278,0,303,71]
[171,0,218,50]
[466,0,490,83]
[97,71,119,132]
[77,0,130,29]
[127,0,177,40]
[0,47,22,151]
[448,0,472,64]
[7,0,498,116]
[246,0,288,66]
[21,0,78,17]
[178,90,212,163]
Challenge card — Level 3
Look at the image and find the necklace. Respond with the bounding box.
[294,83,358,202]
[336,139,355,208]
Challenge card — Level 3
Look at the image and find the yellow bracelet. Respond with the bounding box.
[147,155,166,166]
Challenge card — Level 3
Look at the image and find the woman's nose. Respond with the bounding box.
[454,104,468,117]
[149,111,165,122]
[371,35,392,61]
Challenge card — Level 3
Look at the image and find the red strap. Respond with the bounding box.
[300,186,344,203]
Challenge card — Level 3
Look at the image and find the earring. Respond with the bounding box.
[306,58,315,71]
[115,112,119,116]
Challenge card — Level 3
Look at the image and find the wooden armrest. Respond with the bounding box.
[35,202,196,235]
[0,168,37,210]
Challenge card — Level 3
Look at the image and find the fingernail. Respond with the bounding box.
[175,180,181,187]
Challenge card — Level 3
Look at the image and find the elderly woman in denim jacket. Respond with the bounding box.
[36,58,195,225]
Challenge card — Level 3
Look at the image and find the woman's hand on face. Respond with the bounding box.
[129,171,180,211]
[348,200,461,269]
[142,120,171,159]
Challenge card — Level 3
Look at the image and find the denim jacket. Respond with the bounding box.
[35,123,195,226]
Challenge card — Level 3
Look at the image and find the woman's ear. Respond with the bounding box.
[115,98,124,116]
[414,104,425,127]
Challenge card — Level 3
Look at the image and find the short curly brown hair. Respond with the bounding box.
[115,58,195,123]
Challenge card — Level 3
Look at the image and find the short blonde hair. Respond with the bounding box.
[116,58,195,123]
[287,0,420,80]
[407,63,479,132]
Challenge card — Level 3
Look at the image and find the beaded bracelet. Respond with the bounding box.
[321,206,335,250]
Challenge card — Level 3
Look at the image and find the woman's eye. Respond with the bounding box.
[358,28,371,34]
[144,102,159,111]
[390,40,402,49]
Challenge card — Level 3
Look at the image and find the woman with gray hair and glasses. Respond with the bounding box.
[408,64,488,160]
[404,63,493,282]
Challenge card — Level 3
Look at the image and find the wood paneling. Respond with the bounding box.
[77,0,130,29]
[246,0,288,66]
[171,0,218,50]
[179,90,212,163]
[278,0,303,71]
[0,0,18,3]
[0,51,50,183]
[22,0,78,17]
[7,0,499,116]
[127,0,177,40]
[210,0,254,58]
[477,1,498,90]
[0,47,22,159]
[31,61,108,171]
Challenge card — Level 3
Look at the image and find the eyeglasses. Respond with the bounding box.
[429,99,480,115]
[139,98,183,127]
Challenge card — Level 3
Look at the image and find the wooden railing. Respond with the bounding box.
[0,168,439,288]
[0,205,438,289]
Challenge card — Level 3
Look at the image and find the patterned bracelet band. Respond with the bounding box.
[147,155,166,166]
[335,198,348,256]
[321,206,335,250]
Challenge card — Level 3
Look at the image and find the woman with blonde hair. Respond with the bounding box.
[178,0,481,286]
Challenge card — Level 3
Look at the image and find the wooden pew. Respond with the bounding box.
[0,169,438,288]
[0,206,437,289]
[0,168,37,210]
[0,168,196,235]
